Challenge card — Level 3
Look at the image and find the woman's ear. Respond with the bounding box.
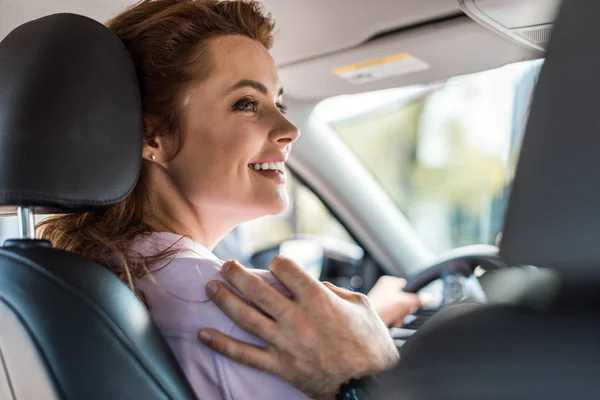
[142,116,167,162]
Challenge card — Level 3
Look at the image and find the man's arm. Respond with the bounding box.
[198,257,398,400]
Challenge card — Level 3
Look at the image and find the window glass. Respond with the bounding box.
[312,59,543,254]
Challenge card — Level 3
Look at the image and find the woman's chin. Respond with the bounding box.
[260,193,289,216]
[267,197,289,215]
[242,190,289,219]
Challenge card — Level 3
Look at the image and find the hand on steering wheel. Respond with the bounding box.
[367,276,428,328]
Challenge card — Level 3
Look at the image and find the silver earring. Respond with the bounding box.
[150,155,156,161]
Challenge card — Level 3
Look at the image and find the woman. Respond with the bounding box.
[39,0,419,398]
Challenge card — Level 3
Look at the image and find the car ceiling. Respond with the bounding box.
[1,0,546,101]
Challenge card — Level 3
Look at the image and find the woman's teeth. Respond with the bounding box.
[251,162,285,171]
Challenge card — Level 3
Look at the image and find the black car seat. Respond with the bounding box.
[362,0,600,399]
[0,14,196,400]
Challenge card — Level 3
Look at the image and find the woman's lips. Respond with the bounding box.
[251,168,286,184]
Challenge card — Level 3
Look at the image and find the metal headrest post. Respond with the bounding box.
[17,207,36,239]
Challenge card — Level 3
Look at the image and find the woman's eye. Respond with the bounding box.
[234,99,258,113]
[277,102,288,114]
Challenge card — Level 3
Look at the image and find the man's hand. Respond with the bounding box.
[198,256,398,400]
[367,276,425,328]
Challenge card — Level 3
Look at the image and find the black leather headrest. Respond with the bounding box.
[500,1,600,274]
[0,14,142,214]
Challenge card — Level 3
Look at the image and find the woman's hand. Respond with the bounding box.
[198,256,398,400]
[367,276,425,328]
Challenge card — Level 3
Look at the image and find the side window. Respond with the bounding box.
[0,217,19,244]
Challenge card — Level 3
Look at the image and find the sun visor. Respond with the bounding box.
[279,16,537,100]
[458,0,561,53]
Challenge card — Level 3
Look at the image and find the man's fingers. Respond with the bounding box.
[198,328,277,372]
[322,281,374,310]
[377,275,407,290]
[405,293,424,310]
[397,278,407,290]
[219,260,291,320]
[418,292,435,306]
[322,281,352,299]
[269,256,322,299]
[206,280,281,344]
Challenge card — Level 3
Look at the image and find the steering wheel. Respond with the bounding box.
[389,245,507,342]
[403,244,508,304]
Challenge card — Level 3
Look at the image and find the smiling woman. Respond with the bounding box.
[29,1,400,398]
[39,0,297,281]
[35,1,311,399]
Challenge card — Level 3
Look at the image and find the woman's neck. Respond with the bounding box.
[142,161,237,250]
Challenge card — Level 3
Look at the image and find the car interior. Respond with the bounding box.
[1,0,598,398]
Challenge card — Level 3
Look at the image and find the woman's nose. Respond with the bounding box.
[269,118,301,145]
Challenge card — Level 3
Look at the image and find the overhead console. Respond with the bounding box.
[458,0,561,53]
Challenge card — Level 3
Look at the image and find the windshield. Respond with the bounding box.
[312,59,543,254]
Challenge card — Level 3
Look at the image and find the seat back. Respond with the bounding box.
[0,14,195,399]
[0,242,196,399]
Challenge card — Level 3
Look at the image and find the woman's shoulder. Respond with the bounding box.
[130,232,287,330]
[136,256,284,305]
[134,255,287,328]
[133,255,231,337]
[135,256,223,304]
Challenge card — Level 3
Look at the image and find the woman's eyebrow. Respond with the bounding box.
[228,79,284,96]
